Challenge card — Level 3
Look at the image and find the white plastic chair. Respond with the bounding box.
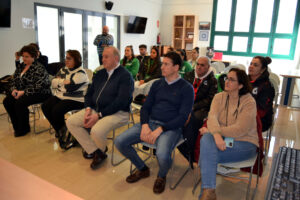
[211,62,225,74]
[217,151,260,200]
[84,68,93,83]
[223,64,246,74]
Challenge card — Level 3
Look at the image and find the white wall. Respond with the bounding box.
[0,0,162,77]
[160,0,213,53]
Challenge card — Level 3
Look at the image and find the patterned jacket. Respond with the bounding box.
[11,61,51,95]
[52,66,89,102]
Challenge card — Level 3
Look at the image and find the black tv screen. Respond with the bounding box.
[0,0,11,28]
[126,16,147,34]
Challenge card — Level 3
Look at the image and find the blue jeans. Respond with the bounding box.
[115,120,182,178]
[199,133,257,189]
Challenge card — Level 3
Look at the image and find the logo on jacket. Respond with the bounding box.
[203,80,208,85]
[252,87,258,95]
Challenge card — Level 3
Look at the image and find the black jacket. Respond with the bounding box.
[249,70,275,131]
[184,70,218,120]
[137,57,162,83]
[84,66,134,117]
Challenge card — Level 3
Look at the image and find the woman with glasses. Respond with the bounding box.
[41,50,89,139]
[198,68,258,200]
[248,56,275,132]
[121,45,140,79]
[3,45,51,137]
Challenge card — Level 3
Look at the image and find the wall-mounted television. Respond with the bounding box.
[126,16,147,34]
[0,0,11,28]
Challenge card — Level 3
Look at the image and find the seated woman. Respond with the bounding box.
[120,45,140,79]
[134,46,162,97]
[3,45,51,137]
[188,47,199,69]
[198,68,258,200]
[248,56,275,132]
[42,50,89,138]
[176,49,193,78]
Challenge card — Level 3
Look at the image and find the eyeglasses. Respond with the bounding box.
[224,77,238,82]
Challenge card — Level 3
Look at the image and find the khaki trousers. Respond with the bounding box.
[66,109,129,154]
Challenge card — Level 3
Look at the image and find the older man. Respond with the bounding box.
[66,46,134,170]
[178,56,218,163]
[115,52,194,194]
[93,26,114,65]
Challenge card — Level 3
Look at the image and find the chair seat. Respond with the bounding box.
[219,154,257,169]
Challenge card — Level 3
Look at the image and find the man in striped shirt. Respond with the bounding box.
[93,26,114,65]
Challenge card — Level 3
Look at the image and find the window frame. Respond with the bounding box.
[210,0,300,60]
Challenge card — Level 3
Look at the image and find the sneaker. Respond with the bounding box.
[126,168,150,183]
[153,177,166,194]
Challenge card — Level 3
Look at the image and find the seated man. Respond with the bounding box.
[66,46,134,170]
[136,44,149,64]
[178,56,218,163]
[115,52,194,194]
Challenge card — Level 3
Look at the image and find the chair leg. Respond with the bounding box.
[251,151,260,200]
[111,129,127,166]
[169,150,191,190]
[246,165,254,200]
[192,166,201,194]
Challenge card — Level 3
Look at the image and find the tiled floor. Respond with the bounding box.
[0,102,299,200]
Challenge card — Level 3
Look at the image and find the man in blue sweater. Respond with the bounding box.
[66,46,134,170]
[115,51,194,194]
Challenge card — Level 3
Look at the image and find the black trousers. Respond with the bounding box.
[3,93,51,136]
[41,96,84,132]
[178,111,206,162]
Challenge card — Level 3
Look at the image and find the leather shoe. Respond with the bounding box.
[126,168,150,183]
[90,152,107,170]
[83,147,108,159]
[153,177,166,194]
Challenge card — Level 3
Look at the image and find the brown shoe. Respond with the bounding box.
[200,188,217,200]
[126,168,150,183]
[153,177,166,194]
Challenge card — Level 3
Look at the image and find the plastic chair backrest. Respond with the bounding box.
[211,62,225,74]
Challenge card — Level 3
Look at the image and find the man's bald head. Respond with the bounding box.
[102,26,109,35]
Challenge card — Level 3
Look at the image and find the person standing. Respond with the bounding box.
[93,26,114,65]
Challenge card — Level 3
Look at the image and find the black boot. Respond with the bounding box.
[90,148,107,170]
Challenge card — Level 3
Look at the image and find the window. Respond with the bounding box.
[210,0,300,59]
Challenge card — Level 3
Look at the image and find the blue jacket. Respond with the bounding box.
[84,66,134,117]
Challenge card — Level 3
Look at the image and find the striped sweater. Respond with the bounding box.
[93,34,114,55]
[51,66,89,102]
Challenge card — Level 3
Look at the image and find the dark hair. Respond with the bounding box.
[20,45,38,59]
[29,43,40,51]
[139,44,147,49]
[66,50,82,68]
[193,47,199,54]
[167,46,174,52]
[253,56,272,71]
[176,49,187,61]
[122,45,135,66]
[151,46,160,62]
[164,51,183,70]
[229,68,252,96]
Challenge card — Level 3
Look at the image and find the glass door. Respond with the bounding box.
[36,6,60,63]
[87,15,102,71]
[63,11,83,62]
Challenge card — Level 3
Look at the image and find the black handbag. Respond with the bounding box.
[133,94,147,105]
